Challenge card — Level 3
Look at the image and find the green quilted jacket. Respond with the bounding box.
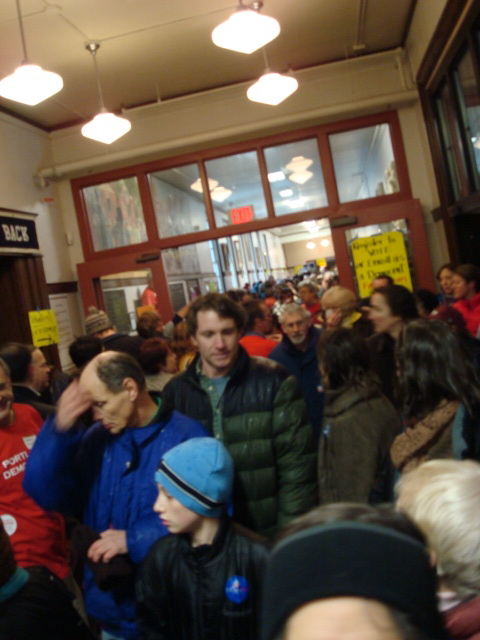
[163,347,318,538]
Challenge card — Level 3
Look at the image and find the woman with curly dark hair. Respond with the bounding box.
[391,319,480,473]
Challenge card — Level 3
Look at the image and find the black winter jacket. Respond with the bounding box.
[136,519,268,640]
[162,348,317,537]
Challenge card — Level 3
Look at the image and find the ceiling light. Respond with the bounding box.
[306,241,316,250]
[81,43,131,145]
[289,170,313,185]
[190,178,219,193]
[211,186,233,202]
[268,171,286,182]
[279,188,293,197]
[303,220,316,228]
[321,238,330,247]
[286,156,313,172]
[212,2,280,54]
[247,72,298,106]
[0,0,63,105]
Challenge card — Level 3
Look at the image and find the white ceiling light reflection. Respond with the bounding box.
[286,156,313,172]
[268,171,285,182]
[190,178,218,193]
[289,170,313,185]
[211,186,233,202]
[279,188,293,198]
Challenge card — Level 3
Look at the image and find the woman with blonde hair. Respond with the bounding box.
[321,285,372,337]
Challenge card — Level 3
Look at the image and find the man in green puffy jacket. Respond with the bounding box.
[163,293,318,538]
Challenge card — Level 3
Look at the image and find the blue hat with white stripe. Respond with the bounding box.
[155,438,234,517]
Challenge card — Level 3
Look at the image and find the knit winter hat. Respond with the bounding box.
[155,438,234,517]
[261,521,450,640]
[84,306,112,336]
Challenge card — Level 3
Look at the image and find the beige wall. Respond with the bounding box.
[283,237,334,271]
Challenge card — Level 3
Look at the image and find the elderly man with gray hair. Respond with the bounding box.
[24,351,207,640]
[269,303,323,443]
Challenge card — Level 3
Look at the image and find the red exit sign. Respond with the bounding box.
[230,205,254,224]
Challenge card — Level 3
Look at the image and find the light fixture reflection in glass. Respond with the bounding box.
[81,111,131,145]
[211,186,233,202]
[190,178,219,193]
[247,72,298,106]
[289,170,313,185]
[306,241,316,250]
[279,188,293,198]
[268,171,286,182]
[286,156,313,172]
[212,6,280,54]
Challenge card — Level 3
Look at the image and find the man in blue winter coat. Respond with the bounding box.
[23,351,207,640]
[269,303,324,444]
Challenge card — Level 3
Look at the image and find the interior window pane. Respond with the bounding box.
[161,241,222,308]
[455,48,480,185]
[83,177,147,251]
[329,124,399,203]
[148,164,210,238]
[204,151,267,228]
[264,138,327,215]
[434,83,461,201]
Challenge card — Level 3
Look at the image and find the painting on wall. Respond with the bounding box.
[83,177,148,252]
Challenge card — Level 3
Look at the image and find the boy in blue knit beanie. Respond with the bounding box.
[136,437,268,640]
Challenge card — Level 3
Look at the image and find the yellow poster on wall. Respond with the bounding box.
[350,231,413,298]
[28,309,59,347]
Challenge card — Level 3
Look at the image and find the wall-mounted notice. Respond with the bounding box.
[351,231,413,298]
[28,309,59,347]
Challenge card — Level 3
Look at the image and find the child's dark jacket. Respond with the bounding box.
[136,518,267,640]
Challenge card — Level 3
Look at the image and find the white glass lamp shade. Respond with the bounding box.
[81,111,132,144]
[0,63,63,106]
[212,8,280,54]
[247,72,298,106]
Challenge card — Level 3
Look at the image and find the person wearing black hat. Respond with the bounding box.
[136,437,268,640]
[261,503,450,640]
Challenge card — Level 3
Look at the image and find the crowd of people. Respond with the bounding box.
[1,261,480,639]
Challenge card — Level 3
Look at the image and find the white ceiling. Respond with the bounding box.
[0,0,416,131]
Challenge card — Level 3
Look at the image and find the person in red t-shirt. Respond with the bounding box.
[0,357,69,580]
[239,300,279,357]
[141,275,159,311]
[298,280,321,320]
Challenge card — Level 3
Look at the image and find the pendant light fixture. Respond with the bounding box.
[81,43,131,145]
[247,49,298,106]
[0,0,63,106]
[212,1,280,54]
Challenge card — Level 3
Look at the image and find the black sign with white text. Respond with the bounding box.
[0,214,39,253]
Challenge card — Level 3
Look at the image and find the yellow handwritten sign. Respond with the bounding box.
[350,231,413,298]
[28,309,59,347]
